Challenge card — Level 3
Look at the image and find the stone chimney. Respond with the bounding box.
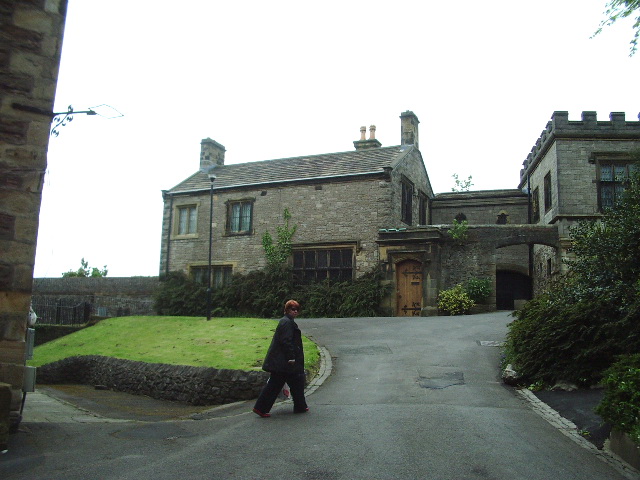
[353,125,382,150]
[200,138,225,172]
[400,110,419,150]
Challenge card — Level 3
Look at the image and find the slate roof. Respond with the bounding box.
[167,145,413,194]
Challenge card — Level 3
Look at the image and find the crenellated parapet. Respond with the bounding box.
[519,111,640,185]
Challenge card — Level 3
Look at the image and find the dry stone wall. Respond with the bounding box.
[37,355,270,406]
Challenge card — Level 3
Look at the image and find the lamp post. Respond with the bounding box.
[206,172,216,321]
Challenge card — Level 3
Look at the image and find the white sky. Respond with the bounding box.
[34,0,639,278]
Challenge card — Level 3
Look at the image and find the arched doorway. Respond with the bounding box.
[396,259,423,316]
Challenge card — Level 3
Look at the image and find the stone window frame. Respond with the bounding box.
[401,177,414,225]
[173,202,200,238]
[190,264,233,289]
[292,244,355,285]
[225,198,255,236]
[590,153,638,211]
[543,172,552,213]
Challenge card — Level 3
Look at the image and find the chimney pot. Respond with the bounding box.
[360,126,366,141]
[369,125,376,140]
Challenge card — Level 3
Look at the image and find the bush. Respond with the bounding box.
[595,354,640,445]
[302,270,389,318]
[154,272,207,316]
[504,160,640,386]
[155,267,388,318]
[438,284,474,315]
[503,279,640,386]
[464,277,492,303]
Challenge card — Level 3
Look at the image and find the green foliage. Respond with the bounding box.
[437,284,474,316]
[212,265,294,318]
[301,270,390,318]
[451,173,473,192]
[504,160,640,386]
[154,272,207,316]
[463,277,492,303]
[62,258,108,278]
[449,219,469,244]
[262,208,297,269]
[595,354,640,444]
[593,0,640,56]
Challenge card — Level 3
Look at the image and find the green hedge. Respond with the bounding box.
[596,354,640,445]
[155,267,389,318]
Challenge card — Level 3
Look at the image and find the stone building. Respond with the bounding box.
[0,1,68,439]
[518,111,640,294]
[161,109,640,317]
[161,111,432,288]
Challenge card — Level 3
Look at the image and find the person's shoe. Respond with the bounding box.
[253,408,271,418]
[294,407,309,413]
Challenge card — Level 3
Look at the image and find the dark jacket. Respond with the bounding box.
[261,314,305,374]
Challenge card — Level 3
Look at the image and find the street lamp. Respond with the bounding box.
[206,172,216,321]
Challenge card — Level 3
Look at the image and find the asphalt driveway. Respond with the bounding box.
[3,312,636,480]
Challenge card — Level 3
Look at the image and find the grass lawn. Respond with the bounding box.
[29,316,320,375]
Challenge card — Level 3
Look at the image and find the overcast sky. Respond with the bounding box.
[33,0,639,278]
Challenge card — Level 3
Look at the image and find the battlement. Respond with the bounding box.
[520,111,640,182]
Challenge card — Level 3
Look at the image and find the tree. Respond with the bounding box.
[504,159,640,385]
[593,0,640,56]
[62,258,108,278]
[451,173,473,192]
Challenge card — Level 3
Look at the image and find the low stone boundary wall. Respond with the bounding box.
[36,356,269,406]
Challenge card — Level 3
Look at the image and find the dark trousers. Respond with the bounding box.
[254,371,308,413]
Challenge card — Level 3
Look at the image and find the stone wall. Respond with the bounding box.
[162,176,390,279]
[0,0,68,428]
[32,277,159,322]
[37,355,270,406]
[431,189,529,225]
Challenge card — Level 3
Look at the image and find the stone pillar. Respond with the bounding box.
[0,0,68,431]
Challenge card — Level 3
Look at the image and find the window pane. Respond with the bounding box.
[330,250,342,267]
[600,165,613,181]
[231,203,240,232]
[317,251,328,268]
[614,165,626,181]
[178,208,187,234]
[342,249,352,267]
[304,251,316,268]
[293,251,303,269]
[601,184,614,208]
[188,207,197,233]
[240,202,251,231]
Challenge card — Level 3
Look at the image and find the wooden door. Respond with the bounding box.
[396,260,423,316]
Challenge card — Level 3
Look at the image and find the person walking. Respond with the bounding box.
[253,299,309,418]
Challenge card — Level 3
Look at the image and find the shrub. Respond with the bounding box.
[154,272,207,316]
[448,219,468,244]
[438,284,474,315]
[503,281,640,386]
[301,270,389,318]
[595,354,640,445]
[464,277,492,303]
[504,160,640,386]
